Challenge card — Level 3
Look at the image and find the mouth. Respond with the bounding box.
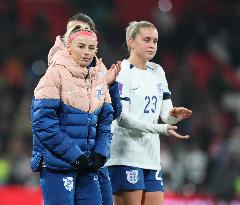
[81,58,91,62]
[146,51,154,55]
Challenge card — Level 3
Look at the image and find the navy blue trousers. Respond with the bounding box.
[40,167,112,205]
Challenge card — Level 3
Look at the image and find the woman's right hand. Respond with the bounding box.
[167,125,190,139]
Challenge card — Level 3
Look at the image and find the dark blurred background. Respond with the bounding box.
[0,0,240,202]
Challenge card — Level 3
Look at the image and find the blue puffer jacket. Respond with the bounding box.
[31,36,114,171]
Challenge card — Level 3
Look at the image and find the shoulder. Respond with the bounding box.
[121,59,132,71]
[147,62,165,74]
[34,65,63,99]
[48,64,76,81]
[37,64,68,88]
[46,64,66,75]
[119,59,132,76]
[115,59,129,83]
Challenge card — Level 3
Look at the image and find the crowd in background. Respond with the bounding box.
[0,0,240,202]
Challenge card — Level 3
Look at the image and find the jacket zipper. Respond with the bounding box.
[85,68,91,155]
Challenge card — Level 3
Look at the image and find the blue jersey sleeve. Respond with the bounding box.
[109,81,122,119]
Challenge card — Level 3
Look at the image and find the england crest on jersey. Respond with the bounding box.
[95,87,103,100]
[126,170,139,184]
[63,177,73,191]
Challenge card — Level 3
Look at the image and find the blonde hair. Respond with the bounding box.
[125,21,156,52]
[63,25,93,45]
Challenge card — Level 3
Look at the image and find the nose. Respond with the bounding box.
[83,47,90,56]
[149,41,156,48]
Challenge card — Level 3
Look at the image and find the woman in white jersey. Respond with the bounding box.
[106,21,192,205]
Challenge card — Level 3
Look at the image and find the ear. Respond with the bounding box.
[128,38,134,50]
[66,42,71,53]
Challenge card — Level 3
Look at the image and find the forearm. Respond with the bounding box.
[118,112,168,136]
[160,99,179,125]
[95,103,113,158]
[109,81,122,119]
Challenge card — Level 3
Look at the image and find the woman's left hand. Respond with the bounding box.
[105,61,121,85]
[89,153,107,171]
[169,107,192,121]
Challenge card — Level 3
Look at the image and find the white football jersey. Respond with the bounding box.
[107,59,171,170]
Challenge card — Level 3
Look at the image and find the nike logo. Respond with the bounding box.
[132,86,140,90]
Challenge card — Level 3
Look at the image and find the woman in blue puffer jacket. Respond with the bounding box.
[31,25,114,205]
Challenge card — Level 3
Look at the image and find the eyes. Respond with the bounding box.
[77,44,96,51]
[143,37,158,44]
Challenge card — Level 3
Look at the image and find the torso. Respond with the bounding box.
[107,59,169,170]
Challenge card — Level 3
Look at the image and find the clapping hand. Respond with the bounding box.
[169,107,192,121]
[167,125,189,139]
[105,61,121,85]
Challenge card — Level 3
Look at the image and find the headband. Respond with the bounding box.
[69,31,98,42]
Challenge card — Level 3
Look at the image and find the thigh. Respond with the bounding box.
[114,190,143,205]
[142,191,164,205]
[144,169,164,192]
[98,167,113,205]
[40,168,76,205]
[75,171,102,205]
[108,165,145,193]
[142,169,164,205]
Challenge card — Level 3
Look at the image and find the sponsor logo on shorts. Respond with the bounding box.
[63,177,73,191]
[126,170,139,184]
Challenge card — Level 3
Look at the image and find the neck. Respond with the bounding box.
[128,55,147,70]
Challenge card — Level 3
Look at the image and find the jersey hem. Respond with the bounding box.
[106,160,161,170]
